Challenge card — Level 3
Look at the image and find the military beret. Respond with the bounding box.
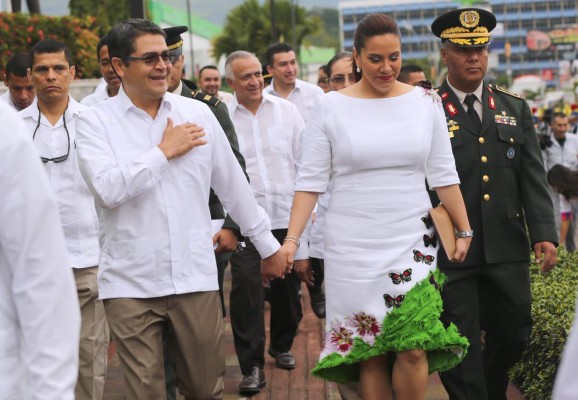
[163,26,188,50]
[431,8,496,47]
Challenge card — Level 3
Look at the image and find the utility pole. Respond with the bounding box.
[270,0,278,43]
[186,0,195,78]
[129,0,146,19]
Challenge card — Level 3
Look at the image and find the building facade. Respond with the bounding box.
[339,0,578,82]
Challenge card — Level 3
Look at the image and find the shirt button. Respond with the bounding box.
[484,194,490,201]
[479,137,485,144]
[510,138,515,143]
[483,175,489,182]
[481,156,488,163]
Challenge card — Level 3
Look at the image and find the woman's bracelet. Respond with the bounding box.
[283,236,300,248]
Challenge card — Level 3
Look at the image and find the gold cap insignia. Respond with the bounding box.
[460,10,479,28]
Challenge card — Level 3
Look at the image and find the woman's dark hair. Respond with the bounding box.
[352,13,401,82]
[327,51,353,77]
[547,164,578,200]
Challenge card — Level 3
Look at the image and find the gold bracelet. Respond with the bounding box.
[283,236,300,248]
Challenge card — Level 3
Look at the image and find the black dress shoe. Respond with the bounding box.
[268,348,296,370]
[309,287,326,319]
[239,366,265,395]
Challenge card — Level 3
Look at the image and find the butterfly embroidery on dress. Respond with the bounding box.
[421,215,433,229]
[384,294,405,308]
[388,268,412,284]
[413,250,435,265]
[423,234,437,248]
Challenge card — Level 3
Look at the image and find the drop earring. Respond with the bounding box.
[356,67,361,73]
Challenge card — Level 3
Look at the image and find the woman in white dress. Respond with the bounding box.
[281,13,472,400]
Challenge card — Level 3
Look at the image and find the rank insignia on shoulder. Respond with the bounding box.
[192,91,222,107]
[493,85,521,98]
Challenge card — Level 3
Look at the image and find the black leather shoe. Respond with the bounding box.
[309,287,326,319]
[239,366,265,395]
[268,348,296,370]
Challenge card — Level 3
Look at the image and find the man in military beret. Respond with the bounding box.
[430,8,558,400]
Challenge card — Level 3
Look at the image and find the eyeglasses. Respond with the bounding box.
[32,104,71,164]
[123,51,173,66]
[329,74,355,84]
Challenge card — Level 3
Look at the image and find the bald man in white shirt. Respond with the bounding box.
[226,50,308,395]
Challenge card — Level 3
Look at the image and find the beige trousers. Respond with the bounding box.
[73,266,109,400]
[104,291,225,400]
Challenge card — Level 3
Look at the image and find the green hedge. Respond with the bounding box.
[510,247,578,399]
[0,12,102,78]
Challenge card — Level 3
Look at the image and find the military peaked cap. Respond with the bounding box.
[163,26,188,50]
[431,8,496,47]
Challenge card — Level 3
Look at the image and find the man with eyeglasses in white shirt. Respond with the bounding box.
[19,39,106,400]
[76,19,288,399]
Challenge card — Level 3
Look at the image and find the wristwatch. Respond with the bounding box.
[456,230,474,238]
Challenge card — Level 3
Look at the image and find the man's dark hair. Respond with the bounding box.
[96,34,109,61]
[30,39,72,66]
[4,53,30,78]
[552,111,568,122]
[107,19,165,63]
[199,65,219,78]
[398,64,424,83]
[265,42,294,67]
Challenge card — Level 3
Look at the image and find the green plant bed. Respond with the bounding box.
[510,247,578,399]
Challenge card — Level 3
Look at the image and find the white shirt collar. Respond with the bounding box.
[446,78,484,105]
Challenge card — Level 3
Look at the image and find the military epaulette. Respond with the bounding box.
[488,83,520,99]
[192,91,222,107]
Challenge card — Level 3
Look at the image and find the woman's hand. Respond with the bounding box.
[451,237,472,263]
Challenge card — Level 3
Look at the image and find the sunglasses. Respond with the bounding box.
[32,104,71,164]
[123,51,173,66]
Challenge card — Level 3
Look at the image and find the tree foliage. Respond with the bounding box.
[306,7,339,52]
[212,0,322,63]
[69,0,130,34]
[0,12,100,78]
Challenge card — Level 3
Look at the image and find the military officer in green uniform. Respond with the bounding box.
[430,8,558,400]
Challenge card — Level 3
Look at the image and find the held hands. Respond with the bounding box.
[451,237,472,263]
[212,228,238,253]
[533,241,557,273]
[261,242,298,285]
[158,118,207,160]
[261,247,290,285]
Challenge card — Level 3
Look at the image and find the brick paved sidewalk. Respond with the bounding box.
[103,269,526,400]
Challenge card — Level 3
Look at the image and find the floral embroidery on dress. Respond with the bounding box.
[421,87,442,104]
[347,312,380,345]
[324,312,382,355]
[328,322,355,354]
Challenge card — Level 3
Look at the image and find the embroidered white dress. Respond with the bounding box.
[295,87,468,382]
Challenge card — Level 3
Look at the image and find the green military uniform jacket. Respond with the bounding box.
[181,82,246,260]
[433,80,557,267]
